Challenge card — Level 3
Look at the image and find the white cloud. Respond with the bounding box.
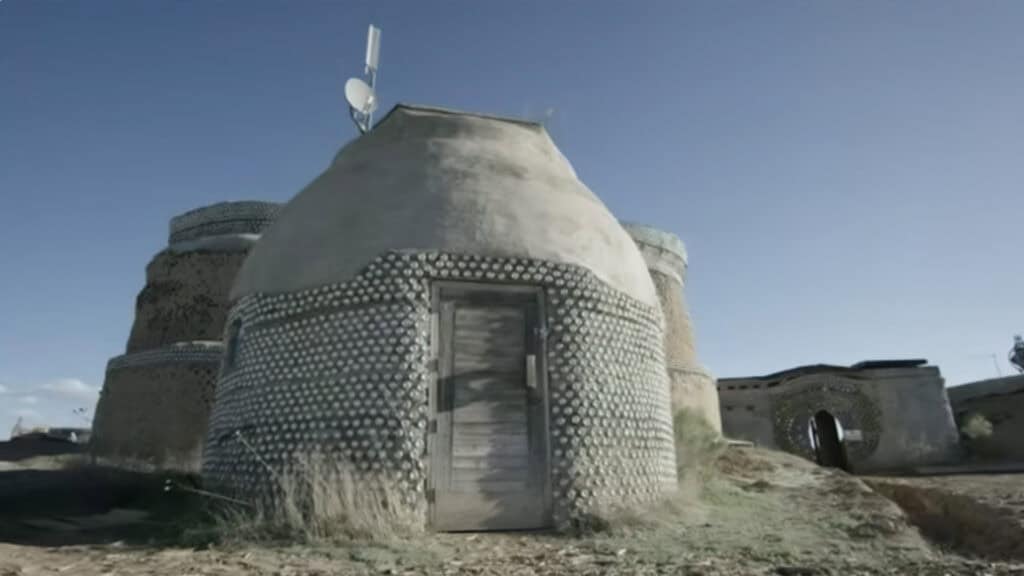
[40,378,99,402]
[19,395,39,405]
[0,384,7,394]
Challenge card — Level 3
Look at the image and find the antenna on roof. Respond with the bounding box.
[1010,334,1024,374]
[346,24,382,134]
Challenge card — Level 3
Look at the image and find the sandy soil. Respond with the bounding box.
[1,447,1023,576]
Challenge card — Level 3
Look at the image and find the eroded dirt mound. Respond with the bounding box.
[867,475,1024,562]
[637,446,940,571]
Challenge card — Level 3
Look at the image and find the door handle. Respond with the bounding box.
[525,354,537,390]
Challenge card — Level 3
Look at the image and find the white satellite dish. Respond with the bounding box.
[345,77,377,114]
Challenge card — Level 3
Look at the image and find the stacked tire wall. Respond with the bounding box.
[90,201,280,471]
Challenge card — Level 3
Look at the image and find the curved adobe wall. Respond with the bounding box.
[90,343,222,471]
[203,250,677,527]
[91,202,280,471]
[169,201,280,244]
[622,223,721,433]
[126,250,250,353]
[126,201,281,353]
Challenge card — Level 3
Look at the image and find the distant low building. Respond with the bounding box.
[9,426,91,444]
[46,427,92,444]
[947,374,1024,463]
[717,359,961,473]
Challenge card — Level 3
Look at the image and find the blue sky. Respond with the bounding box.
[1,1,1020,437]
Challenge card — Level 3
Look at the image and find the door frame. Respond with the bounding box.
[425,280,553,530]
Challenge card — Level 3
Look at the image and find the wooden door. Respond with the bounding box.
[429,284,551,531]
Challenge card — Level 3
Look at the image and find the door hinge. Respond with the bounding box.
[428,358,439,373]
[426,488,436,503]
[428,419,437,434]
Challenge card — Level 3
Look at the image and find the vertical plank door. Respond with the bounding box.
[430,285,550,531]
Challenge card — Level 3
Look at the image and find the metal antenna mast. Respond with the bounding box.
[1010,334,1024,374]
[364,24,381,127]
[345,24,382,134]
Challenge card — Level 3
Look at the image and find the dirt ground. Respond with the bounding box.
[1,447,1023,576]
[0,438,83,466]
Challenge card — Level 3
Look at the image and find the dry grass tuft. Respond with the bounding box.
[714,445,778,477]
[211,452,425,545]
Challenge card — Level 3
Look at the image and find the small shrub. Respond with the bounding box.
[960,413,993,440]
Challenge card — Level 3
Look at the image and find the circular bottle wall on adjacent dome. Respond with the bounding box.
[202,105,679,531]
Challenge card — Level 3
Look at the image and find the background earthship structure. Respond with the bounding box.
[90,201,280,471]
[717,359,962,473]
[89,104,718,531]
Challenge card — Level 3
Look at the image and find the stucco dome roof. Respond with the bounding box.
[232,104,657,306]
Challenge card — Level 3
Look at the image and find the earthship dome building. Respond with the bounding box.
[202,105,679,531]
[90,201,280,471]
[622,223,721,433]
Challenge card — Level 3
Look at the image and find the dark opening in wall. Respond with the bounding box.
[223,319,243,374]
[808,410,849,471]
